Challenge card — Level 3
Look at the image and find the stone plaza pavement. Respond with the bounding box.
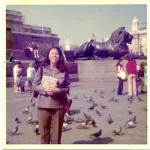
[6,81,147,144]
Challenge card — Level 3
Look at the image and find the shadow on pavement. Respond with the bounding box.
[73,136,114,144]
[70,109,81,115]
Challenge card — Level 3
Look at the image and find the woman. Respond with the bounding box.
[33,47,70,144]
[138,62,146,93]
[116,59,125,95]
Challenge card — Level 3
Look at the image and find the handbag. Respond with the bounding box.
[119,70,127,80]
[31,66,43,102]
[123,78,128,82]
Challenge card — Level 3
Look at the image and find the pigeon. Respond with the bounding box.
[88,103,95,110]
[92,101,98,107]
[77,119,89,129]
[100,104,108,109]
[126,116,136,124]
[128,107,133,115]
[128,97,133,103]
[7,125,19,135]
[114,99,119,102]
[89,129,102,138]
[84,113,91,121]
[23,106,30,114]
[100,93,104,99]
[15,117,22,123]
[91,119,96,127]
[26,114,32,124]
[83,93,87,98]
[6,139,9,144]
[34,124,40,135]
[100,90,105,94]
[31,120,39,125]
[95,109,102,116]
[73,95,78,99]
[31,102,36,107]
[141,107,147,111]
[112,88,115,92]
[94,89,97,93]
[64,116,74,124]
[137,96,144,102]
[62,122,68,131]
[109,96,114,102]
[124,121,136,128]
[112,126,122,135]
[87,96,93,103]
[74,117,84,123]
[108,114,113,124]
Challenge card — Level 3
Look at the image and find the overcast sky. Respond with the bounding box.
[6,5,147,46]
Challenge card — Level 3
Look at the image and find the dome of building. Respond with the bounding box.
[132,16,139,23]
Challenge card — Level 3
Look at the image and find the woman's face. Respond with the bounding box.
[49,48,60,65]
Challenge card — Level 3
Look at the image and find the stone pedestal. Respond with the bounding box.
[64,50,74,62]
[76,59,147,82]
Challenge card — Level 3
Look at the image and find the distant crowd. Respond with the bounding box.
[116,56,147,101]
[24,41,40,59]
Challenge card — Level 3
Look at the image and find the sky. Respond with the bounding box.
[6,5,147,46]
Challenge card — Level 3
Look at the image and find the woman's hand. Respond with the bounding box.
[45,85,60,95]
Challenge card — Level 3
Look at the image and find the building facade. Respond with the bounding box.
[6,9,60,59]
[128,16,147,55]
[102,17,147,55]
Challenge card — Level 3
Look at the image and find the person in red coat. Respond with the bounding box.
[126,56,138,100]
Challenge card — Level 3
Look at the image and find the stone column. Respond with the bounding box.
[133,34,140,54]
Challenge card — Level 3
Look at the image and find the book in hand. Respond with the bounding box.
[41,76,58,88]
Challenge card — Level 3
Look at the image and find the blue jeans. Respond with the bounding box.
[117,77,124,95]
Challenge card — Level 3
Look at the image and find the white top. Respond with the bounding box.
[13,65,22,79]
[27,67,36,78]
[117,66,126,79]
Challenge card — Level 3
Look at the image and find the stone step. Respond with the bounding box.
[6,74,79,88]
[78,77,118,82]
[6,61,78,77]
[7,49,36,60]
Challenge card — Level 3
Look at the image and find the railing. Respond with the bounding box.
[6,10,22,16]
[12,31,59,38]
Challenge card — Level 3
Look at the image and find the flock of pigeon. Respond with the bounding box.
[6,87,146,144]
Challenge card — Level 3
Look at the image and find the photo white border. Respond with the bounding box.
[2,0,149,149]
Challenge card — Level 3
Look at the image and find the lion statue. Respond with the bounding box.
[74,27,133,60]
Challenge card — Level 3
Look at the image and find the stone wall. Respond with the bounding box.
[76,59,147,82]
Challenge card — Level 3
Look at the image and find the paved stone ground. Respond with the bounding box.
[6,81,147,144]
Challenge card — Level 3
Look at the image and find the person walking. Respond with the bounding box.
[116,59,126,95]
[126,56,138,100]
[33,47,70,144]
[13,61,23,93]
[25,62,36,90]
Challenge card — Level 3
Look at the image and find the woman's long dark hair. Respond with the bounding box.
[43,47,68,72]
[116,59,123,67]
